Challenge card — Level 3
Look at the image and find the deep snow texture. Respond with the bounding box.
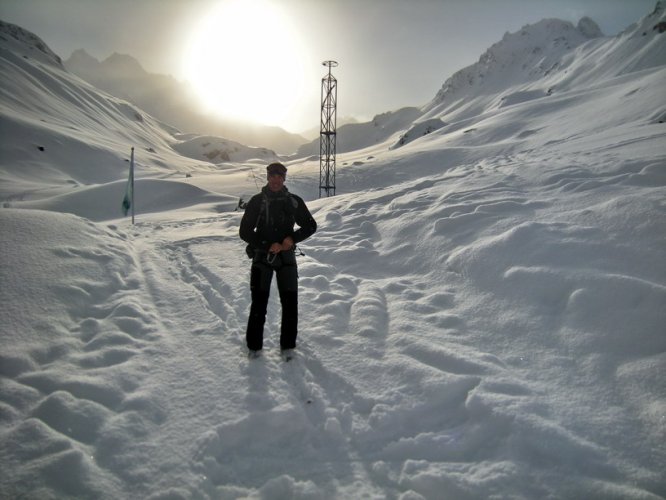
[1,5,666,500]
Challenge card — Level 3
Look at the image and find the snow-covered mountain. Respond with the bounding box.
[1,4,665,499]
[0,20,285,219]
[421,3,666,124]
[332,4,665,153]
[398,4,666,154]
[65,49,308,154]
[421,17,604,120]
[0,19,63,67]
[0,21,189,186]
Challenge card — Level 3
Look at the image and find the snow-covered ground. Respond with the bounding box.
[1,6,665,499]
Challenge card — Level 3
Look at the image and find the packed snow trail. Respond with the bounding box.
[126,214,394,497]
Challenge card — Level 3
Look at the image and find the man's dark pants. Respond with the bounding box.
[246,249,298,351]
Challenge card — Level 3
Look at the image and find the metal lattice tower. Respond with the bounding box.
[319,60,338,198]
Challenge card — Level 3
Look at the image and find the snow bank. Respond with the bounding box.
[8,178,238,221]
[0,209,149,497]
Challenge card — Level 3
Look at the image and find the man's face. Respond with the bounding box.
[267,172,285,192]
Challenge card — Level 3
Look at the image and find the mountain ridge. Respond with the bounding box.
[0,20,282,205]
[0,19,63,67]
[422,3,665,124]
[295,7,664,156]
[64,49,308,154]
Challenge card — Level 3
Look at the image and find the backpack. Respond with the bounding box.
[244,193,296,258]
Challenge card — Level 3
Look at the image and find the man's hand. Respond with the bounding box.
[281,236,294,252]
[269,242,282,254]
[269,237,294,254]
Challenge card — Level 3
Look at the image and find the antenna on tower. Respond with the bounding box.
[319,60,338,198]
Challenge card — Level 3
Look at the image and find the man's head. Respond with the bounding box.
[266,162,287,192]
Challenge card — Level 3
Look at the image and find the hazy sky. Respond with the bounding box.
[0,0,656,133]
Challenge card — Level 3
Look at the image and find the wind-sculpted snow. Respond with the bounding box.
[0,210,161,496]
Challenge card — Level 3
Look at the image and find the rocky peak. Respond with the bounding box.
[577,17,603,38]
[65,49,100,72]
[0,19,63,67]
[101,52,147,76]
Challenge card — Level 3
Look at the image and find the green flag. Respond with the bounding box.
[122,147,134,220]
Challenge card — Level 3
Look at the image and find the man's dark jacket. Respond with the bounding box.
[240,186,317,252]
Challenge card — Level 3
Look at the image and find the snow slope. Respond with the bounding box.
[2,6,666,499]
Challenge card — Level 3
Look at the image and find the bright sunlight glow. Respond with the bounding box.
[182,0,306,128]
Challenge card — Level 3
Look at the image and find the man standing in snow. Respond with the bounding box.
[239,162,317,359]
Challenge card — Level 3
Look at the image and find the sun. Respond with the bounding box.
[182,0,306,128]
